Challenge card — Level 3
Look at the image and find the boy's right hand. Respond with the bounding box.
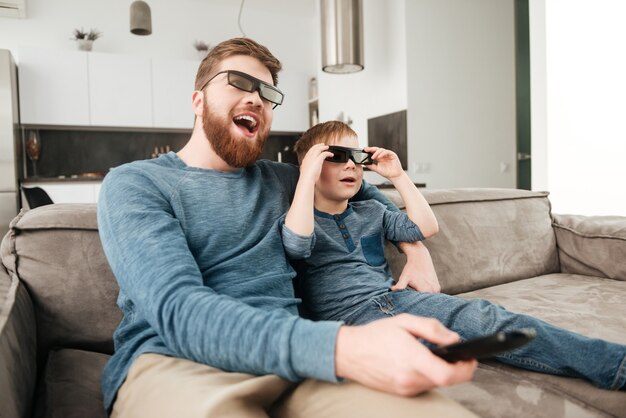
[299,143,334,184]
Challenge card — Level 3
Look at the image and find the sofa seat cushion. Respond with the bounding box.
[438,363,615,418]
[447,273,626,417]
[457,273,626,344]
[34,349,109,418]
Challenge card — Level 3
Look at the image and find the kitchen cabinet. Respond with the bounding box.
[17,47,306,131]
[22,182,101,207]
[18,49,190,129]
[88,53,153,127]
[152,59,197,129]
[18,48,90,126]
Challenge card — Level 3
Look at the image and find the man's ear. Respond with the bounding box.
[192,90,204,116]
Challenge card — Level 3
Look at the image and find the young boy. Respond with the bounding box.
[280,120,626,390]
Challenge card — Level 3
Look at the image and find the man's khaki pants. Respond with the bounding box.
[111,353,477,418]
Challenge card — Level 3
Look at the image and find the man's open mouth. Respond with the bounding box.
[233,113,260,135]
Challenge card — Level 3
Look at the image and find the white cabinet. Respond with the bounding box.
[22,182,101,207]
[88,53,153,127]
[18,48,90,126]
[152,59,197,129]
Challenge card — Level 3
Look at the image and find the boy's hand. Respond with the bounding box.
[364,147,404,180]
[300,144,333,184]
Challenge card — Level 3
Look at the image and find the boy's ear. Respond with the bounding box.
[192,91,204,117]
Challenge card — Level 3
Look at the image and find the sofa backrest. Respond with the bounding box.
[0,188,562,355]
[383,188,561,294]
[0,204,120,359]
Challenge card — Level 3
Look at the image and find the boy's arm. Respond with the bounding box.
[365,147,438,238]
[365,147,441,292]
[284,144,333,236]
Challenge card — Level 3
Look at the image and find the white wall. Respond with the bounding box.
[316,0,408,143]
[0,0,317,132]
[531,0,626,215]
[405,0,516,189]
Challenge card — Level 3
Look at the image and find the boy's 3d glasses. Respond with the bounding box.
[326,146,374,165]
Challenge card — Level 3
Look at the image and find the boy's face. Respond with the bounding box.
[316,135,363,204]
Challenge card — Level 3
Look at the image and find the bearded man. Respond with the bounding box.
[97,38,476,418]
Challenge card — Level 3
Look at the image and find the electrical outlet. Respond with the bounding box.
[412,162,430,173]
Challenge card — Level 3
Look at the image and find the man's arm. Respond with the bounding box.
[392,241,442,293]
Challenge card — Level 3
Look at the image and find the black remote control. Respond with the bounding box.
[430,328,537,362]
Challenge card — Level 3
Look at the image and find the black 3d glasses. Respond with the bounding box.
[326,146,374,165]
[200,70,284,109]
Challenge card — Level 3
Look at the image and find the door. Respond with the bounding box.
[515,0,531,190]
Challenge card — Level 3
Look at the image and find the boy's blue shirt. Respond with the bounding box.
[96,152,398,413]
[281,200,424,321]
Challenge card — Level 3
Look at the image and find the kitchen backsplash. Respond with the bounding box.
[23,129,300,179]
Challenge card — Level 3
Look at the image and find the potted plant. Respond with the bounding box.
[72,28,102,51]
[193,40,211,60]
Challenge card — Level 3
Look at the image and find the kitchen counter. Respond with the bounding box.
[22,176,105,184]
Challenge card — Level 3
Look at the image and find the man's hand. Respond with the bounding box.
[335,315,477,396]
[392,241,441,293]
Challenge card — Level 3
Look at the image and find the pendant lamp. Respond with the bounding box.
[321,0,364,73]
[130,1,152,36]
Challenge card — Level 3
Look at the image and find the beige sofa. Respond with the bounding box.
[1,188,625,418]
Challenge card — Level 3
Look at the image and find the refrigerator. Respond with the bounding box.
[0,49,21,238]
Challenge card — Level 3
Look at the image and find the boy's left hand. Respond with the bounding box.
[364,147,404,180]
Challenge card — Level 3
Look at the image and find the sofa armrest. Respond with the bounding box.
[553,214,626,280]
[1,233,37,418]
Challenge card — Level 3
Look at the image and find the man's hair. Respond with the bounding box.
[195,37,282,90]
[294,121,357,164]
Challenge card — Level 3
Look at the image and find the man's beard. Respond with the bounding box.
[202,100,269,168]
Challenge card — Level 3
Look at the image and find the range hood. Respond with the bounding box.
[0,0,26,18]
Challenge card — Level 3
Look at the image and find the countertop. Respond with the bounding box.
[21,176,105,184]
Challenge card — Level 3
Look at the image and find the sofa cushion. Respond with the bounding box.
[33,349,109,418]
[553,214,626,281]
[453,273,626,417]
[439,364,612,418]
[384,188,560,294]
[0,204,121,359]
[0,266,37,418]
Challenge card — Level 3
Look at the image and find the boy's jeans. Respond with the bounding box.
[340,289,626,390]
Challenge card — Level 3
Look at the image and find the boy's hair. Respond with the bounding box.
[194,37,282,90]
[294,121,358,164]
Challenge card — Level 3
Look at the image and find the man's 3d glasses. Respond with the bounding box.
[200,70,284,109]
[326,146,375,165]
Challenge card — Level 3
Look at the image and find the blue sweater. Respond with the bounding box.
[97,152,397,413]
[282,201,424,321]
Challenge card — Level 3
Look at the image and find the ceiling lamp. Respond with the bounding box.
[130,1,152,36]
[320,0,364,74]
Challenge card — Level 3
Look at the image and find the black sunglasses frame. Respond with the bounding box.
[326,146,375,165]
[200,70,284,109]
